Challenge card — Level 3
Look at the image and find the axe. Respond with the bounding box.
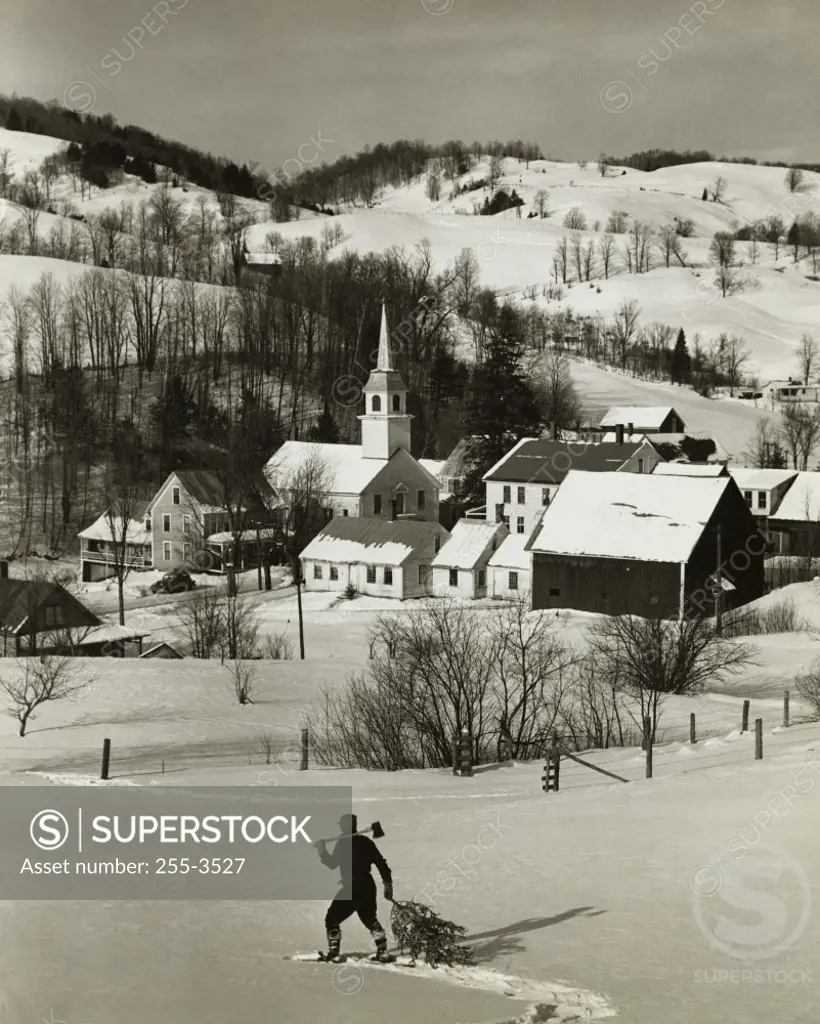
[315,821,385,845]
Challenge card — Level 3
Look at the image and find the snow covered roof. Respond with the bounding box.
[605,432,729,464]
[78,509,151,545]
[728,468,798,491]
[206,527,282,544]
[654,462,727,478]
[488,532,532,570]
[431,520,507,570]
[419,458,445,480]
[74,623,151,645]
[266,442,388,496]
[600,406,681,431]
[527,469,731,563]
[300,517,448,567]
[769,472,820,521]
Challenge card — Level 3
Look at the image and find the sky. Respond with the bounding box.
[1,0,818,175]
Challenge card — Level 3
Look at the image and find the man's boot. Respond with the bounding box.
[371,925,394,963]
[323,927,342,963]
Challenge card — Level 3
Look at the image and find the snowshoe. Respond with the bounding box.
[317,950,344,964]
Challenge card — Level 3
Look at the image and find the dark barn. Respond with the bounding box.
[527,470,764,619]
[0,565,103,655]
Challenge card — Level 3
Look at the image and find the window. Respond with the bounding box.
[477,569,486,588]
[503,486,511,503]
[314,564,323,579]
[542,489,550,507]
[162,514,171,533]
[330,566,339,581]
[517,517,525,534]
[638,459,644,474]
[343,509,349,517]
[395,492,404,515]
[384,567,393,585]
[183,542,192,562]
[757,491,766,510]
[392,394,401,412]
[434,536,441,552]
[172,486,180,505]
[372,395,382,412]
[549,588,560,597]
[449,568,458,587]
[417,489,426,511]
[495,503,505,524]
[163,542,171,561]
[517,486,525,504]
[743,491,753,507]
[43,604,65,628]
[366,566,376,583]
[222,519,230,532]
[145,517,152,531]
[373,494,382,515]
[183,515,191,535]
[508,571,519,590]
[502,515,510,528]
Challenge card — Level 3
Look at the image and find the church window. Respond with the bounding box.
[392,394,401,412]
[372,395,381,412]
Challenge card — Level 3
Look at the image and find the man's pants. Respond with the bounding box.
[325,878,386,953]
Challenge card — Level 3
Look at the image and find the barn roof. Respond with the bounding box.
[483,439,649,484]
[654,462,727,478]
[527,470,731,563]
[431,520,506,570]
[488,532,532,570]
[769,472,820,521]
[599,406,682,430]
[729,468,798,491]
[300,516,448,567]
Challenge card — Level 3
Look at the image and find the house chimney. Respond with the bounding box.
[615,424,624,445]
[627,422,634,437]
[390,500,397,522]
[0,561,7,579]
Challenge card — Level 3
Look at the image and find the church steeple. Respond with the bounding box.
[359,303,413,460]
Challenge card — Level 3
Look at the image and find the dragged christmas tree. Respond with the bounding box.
[390,900,475,968]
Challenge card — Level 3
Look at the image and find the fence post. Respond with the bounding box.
[458,729,473,777]
[451,733,460,776]
[542,733,560,793]
[689,713,697,745]
[101,738,111,781]
[300,727,309,771]
[755,719,763,760]
[741,700,750,734]
[498,736,510,763]
[644,718,653,779]
[783,690,790,728]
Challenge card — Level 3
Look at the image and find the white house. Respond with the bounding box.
[431,520,508,598]
[728,468,798,520]
[488,532,533,598]
[299,516,450,600]
[764,379,820,404]
[266,305,441,523]
[78,502,153,582]
[482,437,661,536]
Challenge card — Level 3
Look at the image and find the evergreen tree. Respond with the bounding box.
[701,187,708,201]
[787,220,802,261]
[6,107,22,131]
[670,328,691,385]
[308,406,340,444]
[461,303,543,502]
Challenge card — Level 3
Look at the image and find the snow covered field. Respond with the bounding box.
[1,583,820,1022]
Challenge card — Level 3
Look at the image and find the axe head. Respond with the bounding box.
[370,821,385,840]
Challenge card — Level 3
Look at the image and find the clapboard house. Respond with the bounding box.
[526,471,764,619]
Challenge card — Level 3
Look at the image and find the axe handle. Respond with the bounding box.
[316,826,375,845]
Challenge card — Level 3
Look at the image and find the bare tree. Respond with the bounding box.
[227,658,256,705]
[176,586,227,659]
[598,233,616,279]
[563,207,587,230]
[606,210,629,234]
[533,350,583,430]
[2,655,90,736]
[553,235,570,284]
[766,214,785,261]
[710,176,728,204]
[709,232,739,297]
[785,166,807,193]
[781,404,820,470]
[586,615,754,742]
[659,225,687,268]
[597,153,610,178]
[534,189,549,218]
[0,148,14,198]
[488,155,504,192]
[611,299,641,369]
[628,221,653,273]
[798,333,818,385]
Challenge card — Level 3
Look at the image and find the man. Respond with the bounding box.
[316,813,393,963]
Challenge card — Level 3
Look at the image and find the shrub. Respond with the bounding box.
[344,582,358,601]
[721,599,806,637]
[263,630,294,660]
[796,658,820,719]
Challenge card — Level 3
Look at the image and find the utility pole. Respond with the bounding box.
[715,523,723,635]
[296,561,305,660]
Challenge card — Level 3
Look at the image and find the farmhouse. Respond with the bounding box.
[266,305,441,523]
[299,516,450,600]
[483,436,661,537]
[599,405,685,435]
[768,472,820,557]
[0,564,102,655]
[487,531,533,598]
[728,468,798,528]
[526,470,764,619]
[78,502,153,583]
[431,520,508,598]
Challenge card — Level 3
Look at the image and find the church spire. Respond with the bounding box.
[376,302,394,372]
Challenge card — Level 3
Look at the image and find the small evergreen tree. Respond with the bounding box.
[390,900,475,968]
[308,406,340,444]
[670,328,691,385]
[787,220,802,262]
[701,187,708,201]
